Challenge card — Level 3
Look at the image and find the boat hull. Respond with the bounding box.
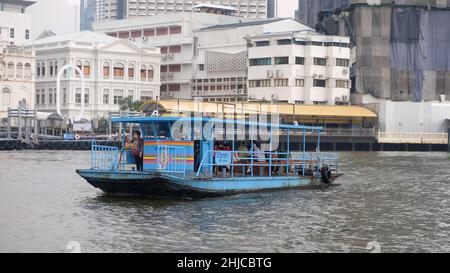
[76,169,342,199]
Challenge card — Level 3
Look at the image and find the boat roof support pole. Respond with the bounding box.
[303,128,306,176]
[286,128,290,174]
[317,129,321,151]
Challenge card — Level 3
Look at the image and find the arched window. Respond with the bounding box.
[49,61,53,76]
[24,63,31,79]
[16,62,23,79]
[1,87,11,106]
[147,65,154,81]
[1,61,7,78]
[140,65,147,81]
[7,62,14,78]
[75,61,82,77]
[128,63,135,79]
[36,63,41,77]
[83,61,91,76]
[54,61,58,76]
[103,62,110,78]
[41,62,46,76]
[113,63,125,79]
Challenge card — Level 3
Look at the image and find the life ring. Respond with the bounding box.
[320,165,332,184]
[74,134,81,140]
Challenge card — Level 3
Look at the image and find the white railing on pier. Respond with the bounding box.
[378,132,448,144]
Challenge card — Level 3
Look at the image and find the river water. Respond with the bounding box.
[0,150,449,253]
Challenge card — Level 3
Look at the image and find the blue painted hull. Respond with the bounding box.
[76,169,342,199]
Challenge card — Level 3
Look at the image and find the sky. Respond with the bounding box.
[28,0,298,39]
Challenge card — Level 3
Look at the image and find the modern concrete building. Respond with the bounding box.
[193,18,311,102]
[25,31,160,120]
[94,12,252,99]
[0,0,35,120]
[248,30,351,105]
[82,0,269,29]
[0,0,34,46]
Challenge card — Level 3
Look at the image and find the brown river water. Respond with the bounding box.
[0,150,449,253]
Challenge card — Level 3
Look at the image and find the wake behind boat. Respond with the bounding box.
[76,116,343,199]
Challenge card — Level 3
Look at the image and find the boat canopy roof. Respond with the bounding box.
[111,116,323,131]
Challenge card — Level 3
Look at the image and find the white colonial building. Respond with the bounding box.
[94,11,251,99]
[25,31,160,120]
[248,31,351,105]
[0,0,35,120]
[193,18,310,102]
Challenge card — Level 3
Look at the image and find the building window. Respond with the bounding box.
[161,47,168,54]
[118,32,129,39]
[140,65,147,80]
[312,41,323,46]
[49,89,53,104]
[41,63,45,76]
[295,57,305,65]
[10,28,14,38]
[143,29,154,37]
[249,79,271,88]
[141,96,152,102]
[336,58,350,67]
[36,63,40,77]
[249,58,271,66]
[49,62,54,76]
[274,79,289,87]
[168,84,181,92]
[63,88,67,104]
[130,30,141,38]
[84,92,89,104]
[169,45,181,53]
[83,61,91,76]
[168,64,181,72]
[113,63,125,78]
[128,64,135,79]
[313,79,326,87]
[295,79,304,87]
[277,39,292,45]
[255,41,270,47]
[36,92,40,105]
[103,62,110,78]
[199,64,204,71]
[314,58,327,66]
[314,101,327,105]
[103,89,109,104]
[75,93,81,104]
[41,92,45,105]
[147,67,154,80]
[169,26,182,34]
[114,96,122,105]
[161,65,167,73]
[25,29,29,40]
[274,57,289,65]
[336,80,349,88]
[156,27,168,36]
[75,61,82,77]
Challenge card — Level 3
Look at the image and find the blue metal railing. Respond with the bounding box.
[91,143,119,170]
[196,150,340,178]
[157,145,187,175]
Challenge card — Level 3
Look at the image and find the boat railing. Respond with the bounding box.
[91,143,119,170]
[156,145,187,175]
[196,150,340,178]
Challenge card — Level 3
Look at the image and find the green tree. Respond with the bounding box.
[119,97,144,112]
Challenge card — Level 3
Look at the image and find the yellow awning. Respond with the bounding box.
[140,100,377,118]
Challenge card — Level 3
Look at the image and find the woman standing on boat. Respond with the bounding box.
[132,130,144,171]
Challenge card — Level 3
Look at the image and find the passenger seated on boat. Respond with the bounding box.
[132,130,144,172]
[224,143,232,176]
[236,142,249,175]
[270,151,279,175]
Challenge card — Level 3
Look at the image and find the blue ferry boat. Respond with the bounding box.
[76,116,343,199]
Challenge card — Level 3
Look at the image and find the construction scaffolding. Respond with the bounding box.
[297,0,450,102]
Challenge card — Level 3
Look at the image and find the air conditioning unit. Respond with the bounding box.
[128,38,135,42]
[238,89,243,94]
[335,97,341,102]
[342,95,349,102]
[162,55,167,61]
[168,72,174,79]
[342,69,348,75]
[142,37,147,41]
[318,74,324,79]
[168,53,174,60]
[266,70,273,78]
[312,73,318,78]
